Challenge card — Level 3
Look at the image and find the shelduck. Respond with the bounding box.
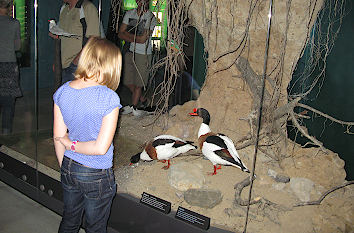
[130,135,197,169]
[189,108,250,175]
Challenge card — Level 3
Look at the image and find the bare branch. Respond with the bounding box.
[297,103,354,126]
[290,111,326,151]
[294,181,354,207]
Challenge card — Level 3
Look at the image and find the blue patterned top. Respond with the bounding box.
[53,81,122,169]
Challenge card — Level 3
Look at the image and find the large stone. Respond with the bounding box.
[184,188,223,209]
[290,177,314,202]
[167,162,205,191]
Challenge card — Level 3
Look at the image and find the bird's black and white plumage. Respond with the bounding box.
[190,108,250,175]
[130,135,197,169]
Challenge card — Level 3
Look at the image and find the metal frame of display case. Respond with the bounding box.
[0,150,63,215]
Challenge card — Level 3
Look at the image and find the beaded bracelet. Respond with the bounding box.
[71,140,78,152]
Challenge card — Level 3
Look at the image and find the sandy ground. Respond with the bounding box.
[113,112,354,233]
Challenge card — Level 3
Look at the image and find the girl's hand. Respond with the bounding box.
[55,134,71,150]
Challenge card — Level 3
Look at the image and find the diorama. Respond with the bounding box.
[0,0,353,232]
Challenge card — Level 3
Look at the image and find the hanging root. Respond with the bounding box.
[234,56,354,157]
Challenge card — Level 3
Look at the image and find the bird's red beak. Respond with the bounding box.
[189,108,198,116]
[129,163,133,166]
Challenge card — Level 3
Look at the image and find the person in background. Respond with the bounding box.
[0,0,22,135]
[50,0,100,84]
[53,37,122,233]
[118,0,157,116]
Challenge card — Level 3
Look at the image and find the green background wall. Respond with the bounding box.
[290,0,353,180]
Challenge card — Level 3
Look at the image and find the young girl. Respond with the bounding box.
[53,37,122,233]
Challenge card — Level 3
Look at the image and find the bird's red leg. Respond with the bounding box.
[208,165,219,175]
[162,160,171,170]
[158,160,167,163]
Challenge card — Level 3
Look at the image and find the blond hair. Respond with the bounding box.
[75,37,122,91]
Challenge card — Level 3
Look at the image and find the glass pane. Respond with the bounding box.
[36,0,62,172]
[0,0,37,169]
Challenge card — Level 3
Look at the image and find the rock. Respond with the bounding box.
[268,169,290,183]
[168,162,205,191]
[290,177,314,202]
[184,188,223,208]
[275,174,290,183]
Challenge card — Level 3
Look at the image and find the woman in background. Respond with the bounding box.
[0,0,22,135]
[53,37,122,233]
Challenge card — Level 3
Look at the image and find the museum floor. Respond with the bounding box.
[0,180,86,233]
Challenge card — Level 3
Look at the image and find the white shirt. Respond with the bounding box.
[122,8,157,55]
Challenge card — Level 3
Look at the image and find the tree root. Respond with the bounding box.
[234,176,259,206]
[289,111,326,151]
[233,176,289,211]
[294,181,354,207]
[297,103,354,134]
[233,56,354,159]
[233,176,291,224]
[289,102,354,151]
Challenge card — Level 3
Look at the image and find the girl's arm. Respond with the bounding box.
[56,107,119,155]
[53,104,68,167]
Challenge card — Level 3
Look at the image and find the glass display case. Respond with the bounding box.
[0,1,212,232]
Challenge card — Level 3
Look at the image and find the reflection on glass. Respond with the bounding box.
[13,0,31,67]
[0,0,57,172]
[152,39,160,50]
[152,25,161,38]
[152,11,162,24]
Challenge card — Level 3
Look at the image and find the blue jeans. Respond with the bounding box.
[62,63,77,84]
[59,156,116,233]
